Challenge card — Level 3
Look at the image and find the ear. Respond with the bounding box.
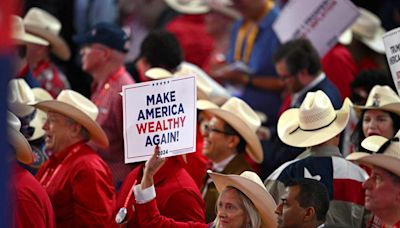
[227,135,240,149]
[303,207,316,222]
[69,122,82,138]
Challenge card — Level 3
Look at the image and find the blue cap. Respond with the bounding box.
[73,22,130,53]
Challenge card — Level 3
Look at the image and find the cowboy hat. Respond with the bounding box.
[353,85,400,117]
[8,79,36,118]
[197,97,263,163]
[7,111,34,165]
[278,90,352,148]
[338,29,353,45]
[346,131,400,177]
[209,170,277,228]
[351,7,386,54]
[28,88,53,141]
[24,7,71,60]
[12,15,48,46]
[165,0,209,14]
[29,89,109,148]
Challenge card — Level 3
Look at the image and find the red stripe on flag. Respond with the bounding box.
[333,179,365,205]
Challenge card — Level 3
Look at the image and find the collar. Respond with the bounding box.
[33,59,51,75]
[307,145,343,158]
[212,154,236,172]
[92,66,125,92]
[50,141,86,164]
[291,72,326,106]
[17,64,30,78]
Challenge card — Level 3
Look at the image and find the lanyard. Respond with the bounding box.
[92,67,124,106]
[115,180,137,225]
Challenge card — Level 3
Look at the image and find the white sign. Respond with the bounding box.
[273,0,359,57]
[122,75,197,163]
[383,27,400,95]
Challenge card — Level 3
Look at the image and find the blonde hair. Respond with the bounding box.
[213,186,261,228]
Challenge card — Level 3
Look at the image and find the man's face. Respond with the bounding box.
[275,60,302,94]
[231,0,262,20]
[26,43,48,66]
[362,166,400,213]
[201,116,235,162]
[275,185,307,228]
[43,111,75,153]
[80,43,108,73]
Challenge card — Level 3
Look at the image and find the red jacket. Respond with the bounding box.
[116,157,205,227]
[36,142,116,227]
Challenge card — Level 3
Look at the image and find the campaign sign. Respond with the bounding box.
[383,27,400,94]
[122,75,197,163]
[273,0,359,57]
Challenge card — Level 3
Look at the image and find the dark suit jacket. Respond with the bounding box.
[201,153,253,223]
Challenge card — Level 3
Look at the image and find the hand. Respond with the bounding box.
[141,146,167,189]
[212,68,248,85]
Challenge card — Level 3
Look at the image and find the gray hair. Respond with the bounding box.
[213,186,261,228]
[65,118,90,141]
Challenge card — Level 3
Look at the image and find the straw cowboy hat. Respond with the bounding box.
[353,85,400,117]
[347,131,400,177]
[29,90,109,148]
[338,29,353,45]
[7,111,34,165]
[165,0,209,14]
[351,7,386,54]
[145,62,231,105]
[24,7,71,60]
[8,79,36,118]
[278,90,352,148]
[28,88,53,141]
[12,15,48,46]
[197,97,263,163]
[209,170,277,228]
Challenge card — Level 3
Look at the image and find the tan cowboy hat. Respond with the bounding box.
[197,97,263,163]
[353,85,400,117]
[165,0,209,14]
[7,111,34,165]
[24,7,71,60]
[278,90,352,148]
[351,7,386,54]
[346,131,400,177]
[12,15,48,46]
[206,0,241,19]
[8,79,36,118]
[209,170,277,228]
[28,88,53,141]
[29,89,109,148]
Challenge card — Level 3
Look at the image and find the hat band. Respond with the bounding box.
[376,137,399,154]
[289,114,337,135]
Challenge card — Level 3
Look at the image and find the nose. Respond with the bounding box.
[275,203,283,215]
[42,119,49,130]
[362,177,373,189]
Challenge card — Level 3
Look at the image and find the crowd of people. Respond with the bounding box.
[6,0,400,227]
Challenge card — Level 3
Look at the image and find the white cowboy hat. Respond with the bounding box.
[165,0,209,14]
[353,85,400,117]
[24,7,71,60]
[197,97,263,163]
[29,89,109,148]
[28,88,53,141]
[209,170,277,228]
[351,7,386,54]
[8,79,36,118]
[12,15,48,46]
[7,111,34,165]
[278,90,352,148]
[206,0,241,19]
[346,131,400,177]
[338,29,353,45]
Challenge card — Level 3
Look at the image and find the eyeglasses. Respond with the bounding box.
[203,123,237,136]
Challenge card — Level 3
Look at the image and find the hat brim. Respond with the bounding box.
[28,109,46,141]
[13,32,49,46]
[353,103,400,117]
[359,27,386,54]
[165,0,209,14]
[197,100,263,163]
[25,25,71,60]
[347,152,400,177]
[8,127,34,165]
[30,100,109,149]
[209,172,277,228]
[278,99,351,148]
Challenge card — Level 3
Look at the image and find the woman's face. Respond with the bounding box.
[217,188,248,228]
[362,109,395,139]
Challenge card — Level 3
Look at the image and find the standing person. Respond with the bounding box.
[198,97,263,222]
[347,132,400,227]
[23,7,71,98]
[8,111,56,228]
[265,90,369,227]
[275,178,330,228]
[74,22,135,188]
[33,90,116,227]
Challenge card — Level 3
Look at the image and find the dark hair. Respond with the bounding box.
[351,110,400,152]
[223,122,247,153]
[285,178,329,222]
[273,38,321,76]
[139,30,183,72]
